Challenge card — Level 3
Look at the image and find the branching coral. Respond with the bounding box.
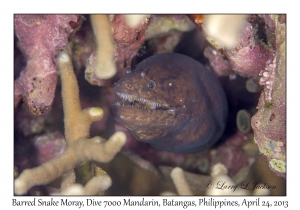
[170,167,193,195]
[60,173,112,195]
[206,163,249,196]
[90,15,116,79]
[123,15,150,28]
[14,50,126,195]
[203,15,248,49]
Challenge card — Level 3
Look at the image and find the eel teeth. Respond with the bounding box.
[117,92,135,102]
[115,92,168,110]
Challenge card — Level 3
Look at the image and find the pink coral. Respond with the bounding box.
[203,46,233,76]
[251,16,286,178]
[213,146,249,177]
[71,25,97,72]
[224,19,274,76]
[259,57,276,102]
[203,15,275,77]
[224,131,250,147]
[14,131,66,170]
[112,14,150,71]
[14,15,82,115]
[15,105,45,136]
[33,131,66,164]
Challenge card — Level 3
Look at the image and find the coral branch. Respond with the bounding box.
[83,174,112,195]
[14,131,125,195]
[206,163,248,195]
[203,15,248,48]
[90,15,116,79]
[58,52,103,142]
[60,174,112,195]
[123,15,149,28]
[14,50,126,195]
[168,164,270,196]
[170,167,193,196]
[58,52,82,119]
[15,148,76,195]
[61,170,76,191]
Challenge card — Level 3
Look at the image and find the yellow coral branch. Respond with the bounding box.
[60,174,112,195]
[14,50,126,195]
[58,52,103,142]
[61,170,76,190]
[204,15,248,49]
[169,164,270,196]
[170,167,193,196]
[90,14,116,79]
[123,15,149,28]
[14,132,126,195]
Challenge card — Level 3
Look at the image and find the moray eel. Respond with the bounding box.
[111,53,227,153]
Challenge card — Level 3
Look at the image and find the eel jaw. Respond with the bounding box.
[113,92,170,111]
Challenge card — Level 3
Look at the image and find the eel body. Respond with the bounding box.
[111,53,227,153]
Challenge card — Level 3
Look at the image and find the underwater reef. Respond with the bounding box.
[14,14,286,195]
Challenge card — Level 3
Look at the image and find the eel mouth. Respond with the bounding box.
[113,92,170,111]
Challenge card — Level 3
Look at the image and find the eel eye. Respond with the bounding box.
[147,80,156,90]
